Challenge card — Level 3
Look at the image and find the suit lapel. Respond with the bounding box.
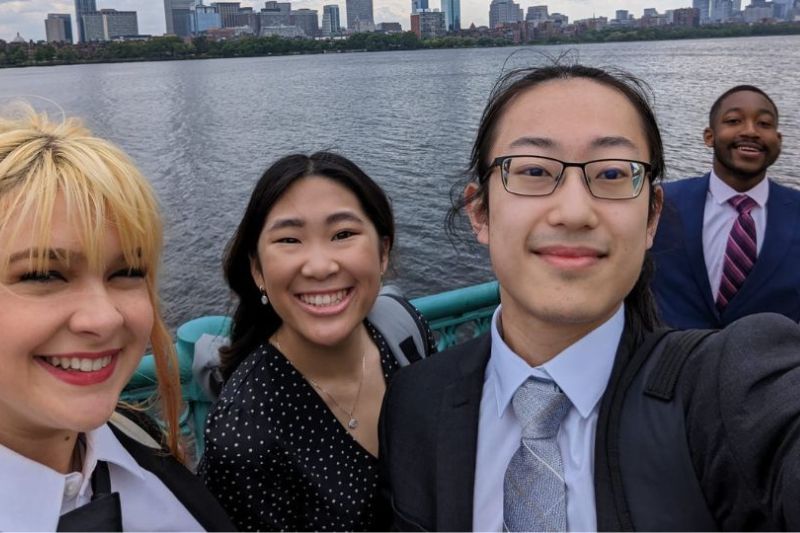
[724,180,799,316]
[435,335,491,531]
[678,174,718,318]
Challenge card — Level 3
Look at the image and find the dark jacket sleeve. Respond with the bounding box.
[684,313,800,530]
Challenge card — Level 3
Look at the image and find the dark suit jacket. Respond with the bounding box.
[110,425,236,531]
[651,174,800,329]
[379,314,800,531]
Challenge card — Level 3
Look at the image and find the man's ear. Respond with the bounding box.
[646,185,663,250]
[703,126,714,148]
[465,182,489,245]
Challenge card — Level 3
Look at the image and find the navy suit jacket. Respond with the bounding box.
[651,174,800,329]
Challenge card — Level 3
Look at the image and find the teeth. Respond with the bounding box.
[299,289,347,307]
[44,355,113,372]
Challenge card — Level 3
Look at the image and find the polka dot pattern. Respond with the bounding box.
[198,320,402,531]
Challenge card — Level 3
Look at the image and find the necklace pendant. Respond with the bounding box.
[348,418,359,430]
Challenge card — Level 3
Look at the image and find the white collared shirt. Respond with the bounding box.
[0,424,203,532]
[472,305,624,532]
[703,171,769,298]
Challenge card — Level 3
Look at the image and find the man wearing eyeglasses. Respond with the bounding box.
[379,65,800,531]
[651,85,800,329]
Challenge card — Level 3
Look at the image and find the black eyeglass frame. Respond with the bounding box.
[486,155,653,200]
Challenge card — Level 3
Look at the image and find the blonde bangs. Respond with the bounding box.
[0,107,162,281]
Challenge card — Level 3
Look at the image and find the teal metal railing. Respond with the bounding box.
[121,280,499,454]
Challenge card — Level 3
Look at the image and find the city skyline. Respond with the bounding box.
[2,0,704,42]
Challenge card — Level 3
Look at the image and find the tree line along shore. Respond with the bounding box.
[1,22,799,68]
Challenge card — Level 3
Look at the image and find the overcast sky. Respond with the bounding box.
[2,0,691,42]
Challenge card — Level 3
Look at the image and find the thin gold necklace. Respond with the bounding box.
[274,337,366,431]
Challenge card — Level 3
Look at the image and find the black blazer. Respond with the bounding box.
[110,425,236,532]
[379,315,800,531]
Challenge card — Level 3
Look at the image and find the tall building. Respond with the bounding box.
[526,5,548,21]
[411,0,429,12]
[321,4,342,35]
[291,8,319,36]
[346,0,375,31]
[45,13,73,43]
[489,0,522,28]
[191,5,222,34]
[74,0,97,43]
[261,1,292,27]
[709,0,733,21]
[693,0,711,22]
[212,2,242,27]
[441,0,460,30]
[165,0,194,36]
[82,9,139,41]
[410,10,445,37]
[672,6,701,25]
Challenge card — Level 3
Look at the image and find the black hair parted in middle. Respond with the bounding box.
[447,59,665,333]
[220,151,395,379]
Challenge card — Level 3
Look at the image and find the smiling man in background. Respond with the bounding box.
[651,85,800,328]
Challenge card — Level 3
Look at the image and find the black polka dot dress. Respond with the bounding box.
[198,321,401,532]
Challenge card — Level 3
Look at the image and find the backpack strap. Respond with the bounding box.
[109,410,163,450]
[645,329,717,401]
[367,290,429,367]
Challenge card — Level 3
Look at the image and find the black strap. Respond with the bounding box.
[57,460,122,532]
[645,329,717,401]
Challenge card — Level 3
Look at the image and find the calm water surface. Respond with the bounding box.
[1,35,798,328]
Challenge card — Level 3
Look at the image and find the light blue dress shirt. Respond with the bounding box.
[472,304,624,532]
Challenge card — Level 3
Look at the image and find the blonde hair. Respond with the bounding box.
[0,104,183,460]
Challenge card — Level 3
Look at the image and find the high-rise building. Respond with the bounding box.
[410,10,445,37]
[191,5,222,33]
[643,7,658,16]
[411,0,429,12]
[709,0,733,21]
[74,0,97,43]
[291,8,319,36]
[165,0,194,36]
[82,9,139,41]
[45,13,73,43]
[672,6,701,25]
[346,0,374,31]
[489,0,522,28]
[212,2,242,27]
[321,4,342,35]
[441,0,460,30]
[693,0,711,22]
[525,5,548,21]
[261,1,292,27]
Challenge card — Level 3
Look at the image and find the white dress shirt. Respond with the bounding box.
[472,305,624,532]
[703,171,769,298]
[0,423,203,532]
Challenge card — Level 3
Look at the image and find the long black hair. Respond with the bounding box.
[220,152,395,378]
[447,61,665,333]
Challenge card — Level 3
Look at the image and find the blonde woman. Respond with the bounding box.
[0,106,233,531]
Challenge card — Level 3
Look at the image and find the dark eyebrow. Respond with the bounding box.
[266,211,365,232]
[590,136,638,149]
[722,106,776,119]
[266,218,304,232]
[327,211,365,225]
[508,136,555,149]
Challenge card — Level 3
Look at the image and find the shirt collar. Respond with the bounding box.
[489,304,624,419]
[0,423,148,531]
[709,169,769,208]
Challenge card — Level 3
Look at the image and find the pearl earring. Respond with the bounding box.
[259,286,269,306]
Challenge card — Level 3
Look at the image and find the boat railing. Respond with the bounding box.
[120,280,500,455]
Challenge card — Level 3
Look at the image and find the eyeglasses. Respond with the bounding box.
[487,155,651,200]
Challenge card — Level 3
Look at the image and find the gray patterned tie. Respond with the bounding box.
[503,378,572,532]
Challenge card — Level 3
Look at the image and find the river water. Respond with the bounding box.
[1,35,798,328]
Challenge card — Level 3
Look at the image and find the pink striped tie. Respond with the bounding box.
[716,195,758,311]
